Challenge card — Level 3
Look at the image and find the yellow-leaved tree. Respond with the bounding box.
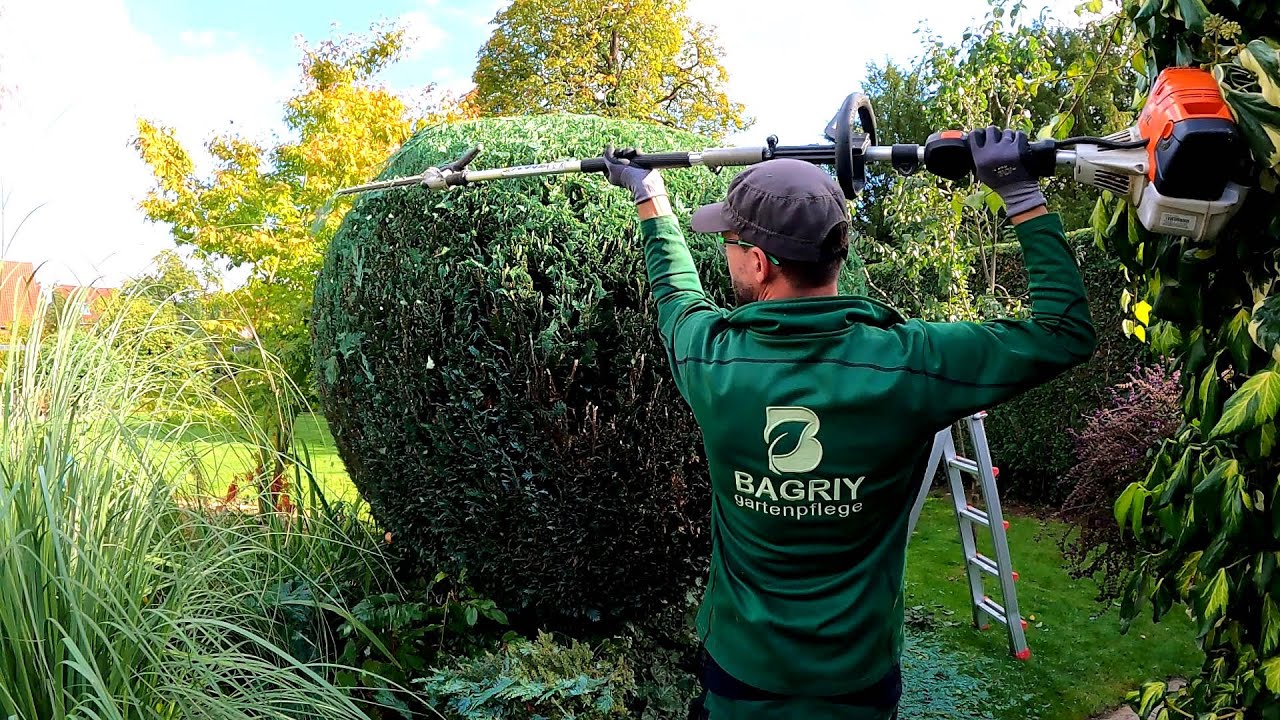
[472,0,751,139]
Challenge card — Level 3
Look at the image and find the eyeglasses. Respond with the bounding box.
[721,237,781,266]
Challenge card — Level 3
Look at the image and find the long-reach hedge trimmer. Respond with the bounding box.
[338,67,1252,242]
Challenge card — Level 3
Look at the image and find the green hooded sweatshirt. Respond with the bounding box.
[640,211,1096,698]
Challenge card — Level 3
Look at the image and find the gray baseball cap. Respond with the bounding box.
[690,158,850,262]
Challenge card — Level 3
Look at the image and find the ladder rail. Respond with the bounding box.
[906,433,945,536]
[966,414,1029,657]
[944,427,993,631]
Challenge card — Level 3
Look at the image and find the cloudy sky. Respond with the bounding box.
[0,0,1088,286]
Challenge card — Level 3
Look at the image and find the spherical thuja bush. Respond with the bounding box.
[313,115,744,625]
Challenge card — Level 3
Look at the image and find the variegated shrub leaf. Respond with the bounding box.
[1250,293,1280,364]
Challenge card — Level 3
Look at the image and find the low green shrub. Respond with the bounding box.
[420,632,636,720]
[606,593,703,720]
[335,572,512,717]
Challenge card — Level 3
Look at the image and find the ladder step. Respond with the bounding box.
[968,553,1019,581]
[959,504,989,526]
[978,596,1010,625]
[948,456,1000,478]
[961,505,1009,530]
[969,552,998,576]
[978,597,1029,631]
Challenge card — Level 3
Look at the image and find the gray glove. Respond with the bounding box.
[603,145,668,204]
[968,126,1046,216]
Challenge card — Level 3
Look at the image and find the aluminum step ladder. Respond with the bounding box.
[907,411,1030,660]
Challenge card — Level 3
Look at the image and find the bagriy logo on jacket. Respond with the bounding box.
[764,406,824,474]
[731,406,868,520]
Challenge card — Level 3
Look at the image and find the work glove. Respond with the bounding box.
[968,126,1046,217]
[603,145,668,204]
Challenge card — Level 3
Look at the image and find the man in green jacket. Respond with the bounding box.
[603,127,1097,720]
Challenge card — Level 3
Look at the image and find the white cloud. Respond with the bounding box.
[398,10,446,58]
[687,0,1091,146]
[178,29,220,50]
[460,0,506,29]
[0,0,290,286]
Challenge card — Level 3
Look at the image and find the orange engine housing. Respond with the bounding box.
[1136,67,1244,201]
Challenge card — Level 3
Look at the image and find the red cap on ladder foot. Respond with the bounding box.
[1020,619,1028,629]
[1012,571,1019,582]
[1015,648,1031,661]
[1003,520,1010,530]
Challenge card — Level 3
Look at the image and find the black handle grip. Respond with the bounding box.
[580,151,693,173]
[924,132,972,181]
[627,151,694,169]
[1023,140,1058,178]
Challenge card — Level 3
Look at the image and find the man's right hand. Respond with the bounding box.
[968,127,1047,220]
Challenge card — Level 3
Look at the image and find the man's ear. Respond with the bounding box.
[751,248,774,284]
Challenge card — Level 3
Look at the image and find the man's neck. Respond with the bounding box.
[757,283,839,302]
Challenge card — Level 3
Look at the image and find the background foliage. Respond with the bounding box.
[983,230,1150,504]
[134,26,440,407]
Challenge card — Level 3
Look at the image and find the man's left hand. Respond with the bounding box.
[604,145,668,205]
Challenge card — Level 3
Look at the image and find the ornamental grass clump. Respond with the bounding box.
[0,287,390,719]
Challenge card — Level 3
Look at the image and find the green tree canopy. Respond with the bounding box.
[125,249,222,322]
[472,0,751,138]
[858,2,1140,249]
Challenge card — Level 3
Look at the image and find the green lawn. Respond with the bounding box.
[174,419,1201,718]
[148,413,360,505]
[907,496,1201,720]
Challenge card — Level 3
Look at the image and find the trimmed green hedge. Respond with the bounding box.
[313,115,740,627]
